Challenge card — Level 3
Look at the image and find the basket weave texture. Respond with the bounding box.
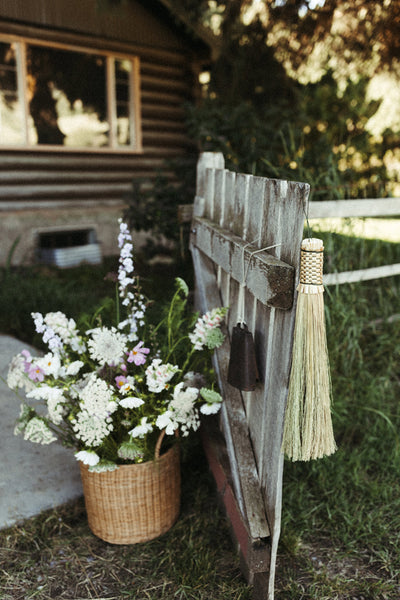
[79,442,180,544]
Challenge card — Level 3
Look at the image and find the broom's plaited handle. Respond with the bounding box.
[298,238,324,292]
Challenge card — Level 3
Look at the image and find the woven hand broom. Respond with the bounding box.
[282,238,337,461]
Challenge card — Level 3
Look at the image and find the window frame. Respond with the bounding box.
[0,34,142,153]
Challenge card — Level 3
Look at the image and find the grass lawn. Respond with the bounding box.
[0,230,399,599]
[0,437,253,600]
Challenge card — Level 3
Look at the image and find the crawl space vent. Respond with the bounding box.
[38,228,102,268]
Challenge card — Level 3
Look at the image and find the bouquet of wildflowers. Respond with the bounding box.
[7,220,227,471]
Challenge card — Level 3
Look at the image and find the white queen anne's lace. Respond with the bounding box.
[72,411,113,447]
[78,374,117,417]
[119,396,144,409]
[24,417,56,445]
[89,461,118,473]
[72,375,118,447]
[87,326,128,366]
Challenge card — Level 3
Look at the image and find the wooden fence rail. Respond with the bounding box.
[309,197,400,218]
[324,263,400,286]
[309,197,400,286]
[182,196,400,288]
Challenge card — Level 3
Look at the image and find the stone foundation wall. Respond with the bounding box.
[0,200,132,266]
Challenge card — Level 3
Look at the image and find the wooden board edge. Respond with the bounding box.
[201,416,271,578]
[191,216,295,310]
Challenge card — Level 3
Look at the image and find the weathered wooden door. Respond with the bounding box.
[190,152,309,599]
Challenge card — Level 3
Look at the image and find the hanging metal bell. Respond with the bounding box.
[227,323,259,391]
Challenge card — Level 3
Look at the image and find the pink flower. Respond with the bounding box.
[21,350,45,382]
[115,375,136,395]
[115,375,128,389]
[26,363,45,382]
[127,341,150,366]
[21,349,32,363]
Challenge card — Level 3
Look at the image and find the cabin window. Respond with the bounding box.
[0,36,141,151]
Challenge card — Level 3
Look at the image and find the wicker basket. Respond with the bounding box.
[79,432,180,544]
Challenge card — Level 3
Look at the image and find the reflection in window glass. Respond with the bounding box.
[27,45,109,147]
[0,37,139,151]
[0,41,24,144]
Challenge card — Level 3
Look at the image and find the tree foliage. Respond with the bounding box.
[178,0,398,199]
[172,0,400,79]
[122,0,398,252]
[269,0,400,79]
[186,72,391,200]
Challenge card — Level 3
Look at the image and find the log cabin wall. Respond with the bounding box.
[0,0,210,265]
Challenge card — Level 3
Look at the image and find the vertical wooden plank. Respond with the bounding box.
[213,168,251,531]
[191,152,225,311]
[214,168,226,289]
[195,152,225,199]
[218,170,236,308]
[246,175,267,244]
[214,168,226,227]
[241,175,270,450]
[228,172,251,340]
[223,170,239,234]
[203,167,216,220]
[257,178,309,599]
[232,172,251,238]
[192,247,270,545]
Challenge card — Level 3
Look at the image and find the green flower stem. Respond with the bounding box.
[167,289,181,351]
[47,420,76,448]
[165,335,190,363]
[180,347,196,374]
[101,435,119,460]
[115,284,120,328]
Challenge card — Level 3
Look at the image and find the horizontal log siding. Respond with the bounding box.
[0,0,205,55]
[0,48,198,208]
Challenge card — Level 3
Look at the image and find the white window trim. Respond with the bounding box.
[0,34,142,153]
